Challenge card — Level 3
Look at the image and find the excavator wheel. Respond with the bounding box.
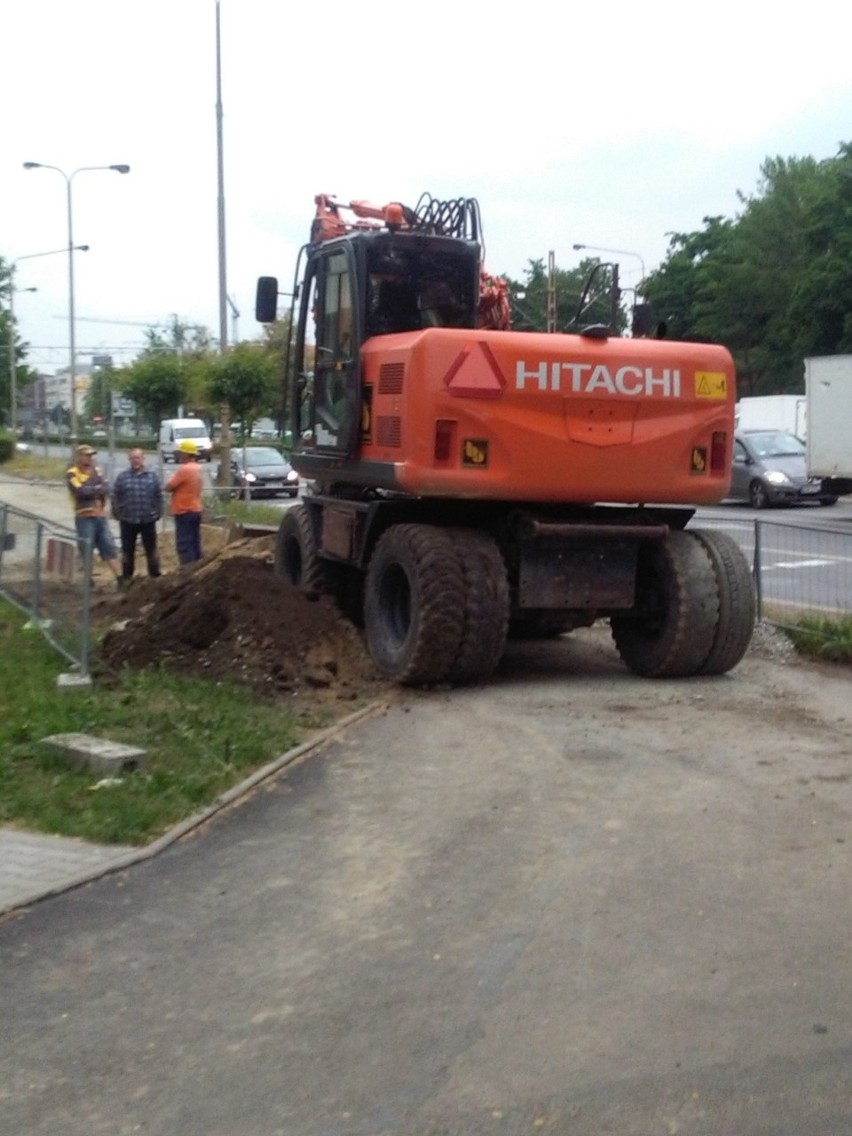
[610,530,720,678]
[364,524,466,685]
[445,529,510,684]
[275,505,334,596]
[689,528,755,675]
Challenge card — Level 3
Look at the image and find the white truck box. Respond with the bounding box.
[805,355,852,485]
[735,394,807,438]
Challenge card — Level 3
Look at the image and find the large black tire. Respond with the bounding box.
[445,529,509,684]
[690,528,755,675]
[611,530,720,678]
[364,524,466,685]
[275,505,333,595]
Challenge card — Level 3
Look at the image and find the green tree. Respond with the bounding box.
[642,145,852,396]
[142,315,213,358]
[114,315,216,428]
[117,353,188,425]
[0,257,39,429]
[207,343,276,431]
[83,363,117,427]
[786,143,852,360]
[505,258,628,334]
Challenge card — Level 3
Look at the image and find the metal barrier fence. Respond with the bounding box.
[688,514,852,630]
[2,495,850,676]
[0,502,95,676]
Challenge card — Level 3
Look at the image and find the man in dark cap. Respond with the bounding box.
[65,444,122,588]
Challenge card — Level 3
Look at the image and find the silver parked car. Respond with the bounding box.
[729,430,837,509]
[230,446,300,499]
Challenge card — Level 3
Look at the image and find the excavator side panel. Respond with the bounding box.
[357,328,734,506]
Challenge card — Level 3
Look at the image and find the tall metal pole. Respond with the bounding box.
[215,0,233,485]
[23,163,129,457]
[546,250,556,334]
[216,0,228,355]
[65,173,78,450]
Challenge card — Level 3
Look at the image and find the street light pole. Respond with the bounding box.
[216,0,228,356]
[23,162,130,455]
[7,245,90,437]
[572,243,646,284]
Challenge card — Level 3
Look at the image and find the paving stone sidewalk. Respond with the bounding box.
[0,830,138,915]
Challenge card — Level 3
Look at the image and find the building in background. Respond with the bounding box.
[19,363,92,435]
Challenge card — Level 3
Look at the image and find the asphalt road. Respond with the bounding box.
[2,630,852,1135]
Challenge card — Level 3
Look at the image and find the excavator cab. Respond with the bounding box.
[292,239,361,456]
[288,229,480,463]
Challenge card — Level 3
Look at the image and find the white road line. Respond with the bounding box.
[770,558,834,569]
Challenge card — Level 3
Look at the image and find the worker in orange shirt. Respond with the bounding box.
[165,438,204,564]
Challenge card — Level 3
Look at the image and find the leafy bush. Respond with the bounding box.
[0,434,14,464]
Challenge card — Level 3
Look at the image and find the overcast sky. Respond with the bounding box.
[4,0,852,374]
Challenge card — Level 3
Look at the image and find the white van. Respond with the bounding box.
[159,418,214,463]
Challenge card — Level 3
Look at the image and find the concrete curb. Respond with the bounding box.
[1,700,389,917]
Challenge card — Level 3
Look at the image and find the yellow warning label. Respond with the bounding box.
[462,438,488,467]
[694,371,728,399]
[691,447,708,474]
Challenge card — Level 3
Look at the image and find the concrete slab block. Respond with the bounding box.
[57,672,93,690]
[41,732,148,774]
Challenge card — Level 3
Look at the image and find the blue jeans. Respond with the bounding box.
[75,515,117,564]
[174,512,202,565]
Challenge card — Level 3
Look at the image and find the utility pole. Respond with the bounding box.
[547,251,556,334]
[215,0,232,484]
[226,294,239,345]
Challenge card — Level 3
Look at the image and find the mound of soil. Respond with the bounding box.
[94,536,388,709]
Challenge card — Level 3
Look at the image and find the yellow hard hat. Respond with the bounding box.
[178,438,198,455]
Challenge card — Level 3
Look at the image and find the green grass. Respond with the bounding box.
[784,615,852,664]
[0,601,331,845]
[3,452,67,480]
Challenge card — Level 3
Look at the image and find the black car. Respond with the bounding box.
[730,430,837,508]
[230,447,300,499]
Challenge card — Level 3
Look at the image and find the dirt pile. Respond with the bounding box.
[94,534,388,708]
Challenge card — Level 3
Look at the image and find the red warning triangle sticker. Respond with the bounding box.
[443,341,507,399]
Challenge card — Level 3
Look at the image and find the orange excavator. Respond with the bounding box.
[256,193,754,685]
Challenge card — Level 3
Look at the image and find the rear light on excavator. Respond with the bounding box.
[710,431,727,475]
[434,419,455,463]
